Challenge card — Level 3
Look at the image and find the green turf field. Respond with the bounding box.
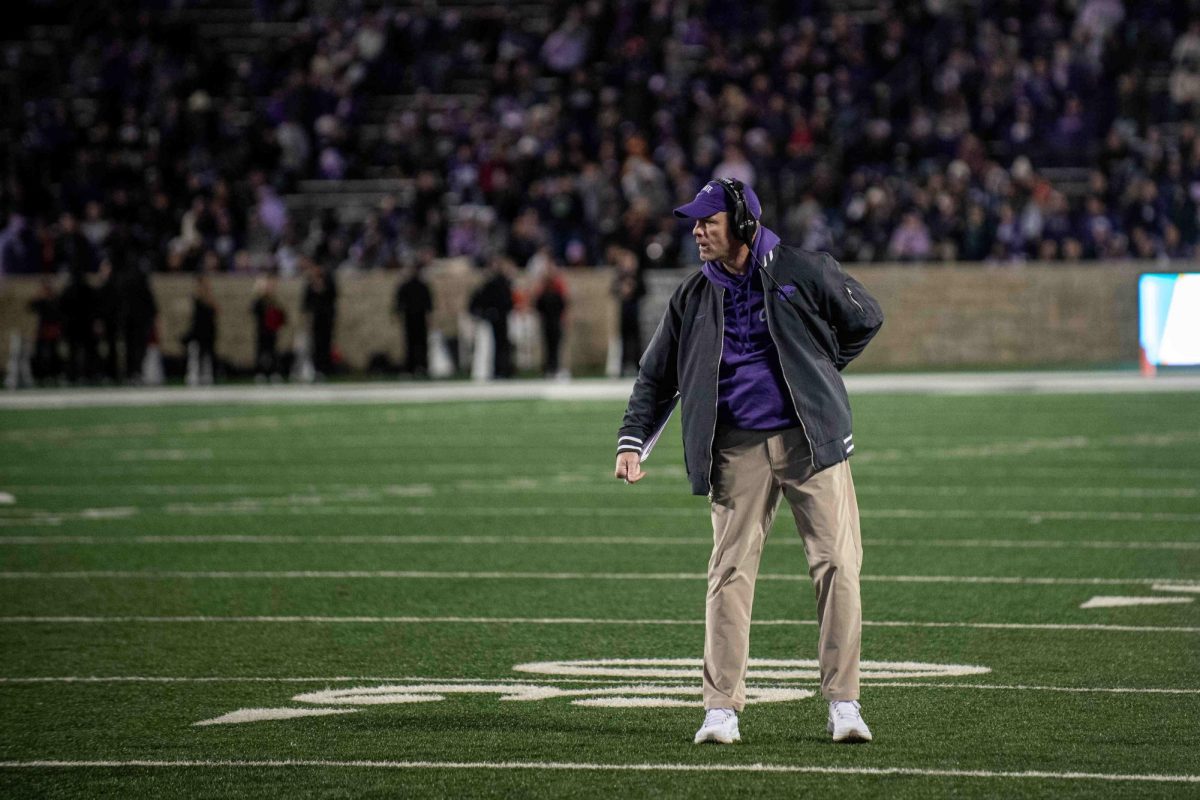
[0,391,1198,798]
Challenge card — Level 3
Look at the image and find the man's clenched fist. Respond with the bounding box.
[614,451,646,484]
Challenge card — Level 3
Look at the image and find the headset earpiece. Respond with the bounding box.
[717,178,758,245]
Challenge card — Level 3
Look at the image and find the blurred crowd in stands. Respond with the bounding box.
[4,0,1200,383]
[4,0,1200,283]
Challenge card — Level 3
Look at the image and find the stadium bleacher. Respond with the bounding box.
[4,0,1199,281]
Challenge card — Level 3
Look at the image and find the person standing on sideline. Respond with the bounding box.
[610,246,645,377]
[533,261,569,377]
[251,274,287,381]
[394,254,434,377]
[183,272,218,384]
[614,179,883,745]
[302,261,338,377]
[28,277,64,383]
[58,267,98,383]
[120,264,158,384]
[94,260,121,383]
[469,258,515,379]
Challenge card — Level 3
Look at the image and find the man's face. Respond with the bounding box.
[692,211,735,264]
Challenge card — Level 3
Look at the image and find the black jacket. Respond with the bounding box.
[617,245,883,496]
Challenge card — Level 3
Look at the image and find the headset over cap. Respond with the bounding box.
[673,179,762,244]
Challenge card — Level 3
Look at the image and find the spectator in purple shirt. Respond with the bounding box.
[887,211,933,261]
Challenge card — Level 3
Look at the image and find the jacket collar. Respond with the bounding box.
[700,224,781,290]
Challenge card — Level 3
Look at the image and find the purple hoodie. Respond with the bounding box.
[701,225,800,431]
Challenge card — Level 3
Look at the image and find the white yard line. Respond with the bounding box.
[0,570,1194,588]
[1080,596,1193,609]
[856,465,1200,481]
[850,620,1200,633]
[864,509,1200,522]
[2,371,1200,409]
[0,509,138,526]
[855,431,1200,463]
[0,759,1196,783]
[7,482,1200,498]
[863,682,1200,694]
[7,504,1197,526]
[858,484,1200,498]
[0,533,1196,551]
[866,538,1200,550]
[1155,583,1200,593]
[0,676,700,690]
[128,504,1200,522]
[1,676,1197,694]
[0,615,1195,633]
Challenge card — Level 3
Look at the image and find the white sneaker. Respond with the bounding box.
[827,700,873,743]
[693,707,740,744]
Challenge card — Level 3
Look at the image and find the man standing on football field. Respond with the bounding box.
[614,178,883,744]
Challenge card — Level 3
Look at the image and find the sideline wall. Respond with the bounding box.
[847,263,1142,369]
[0,262,1145,373]
[0,260,616,374]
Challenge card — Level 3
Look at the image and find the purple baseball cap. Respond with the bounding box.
[673,179,762,220]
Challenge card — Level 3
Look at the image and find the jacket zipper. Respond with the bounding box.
[763,265,817,470]
[706,286,725,493]
[845,286,865,314]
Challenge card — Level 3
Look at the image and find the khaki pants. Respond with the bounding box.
[703,425,863,710]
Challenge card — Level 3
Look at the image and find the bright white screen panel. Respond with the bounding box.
[1139,273,1200,366]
